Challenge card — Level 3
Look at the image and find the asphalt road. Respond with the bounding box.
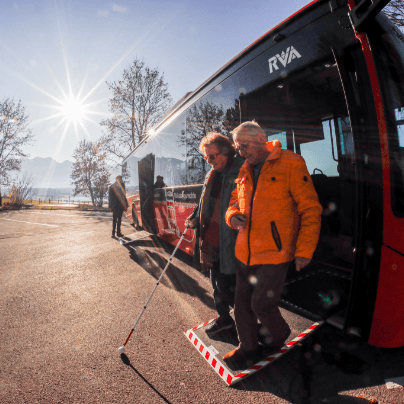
[0,209,403,404]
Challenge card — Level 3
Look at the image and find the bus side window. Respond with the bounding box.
[392,110,404,210]
[301,115,355,243]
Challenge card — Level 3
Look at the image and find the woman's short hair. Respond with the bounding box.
[199,132,234,157]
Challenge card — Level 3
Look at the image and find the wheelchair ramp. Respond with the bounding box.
[184,312,323,386]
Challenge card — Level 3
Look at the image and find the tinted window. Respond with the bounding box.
[126,112,187,190]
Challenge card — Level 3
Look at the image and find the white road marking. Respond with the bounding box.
[0,218,59,227]
[25,211,111,219]
[24,212,74,218]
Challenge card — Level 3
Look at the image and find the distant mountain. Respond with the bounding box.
[20,157,73,189]
[19,154,186,192]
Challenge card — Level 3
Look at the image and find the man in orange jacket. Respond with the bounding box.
[223,121,322,367]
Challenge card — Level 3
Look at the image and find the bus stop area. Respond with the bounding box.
[0,208,403,404]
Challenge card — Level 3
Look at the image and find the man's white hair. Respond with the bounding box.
[231,120,265,140]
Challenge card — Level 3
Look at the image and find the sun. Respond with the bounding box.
[59,96,88,125]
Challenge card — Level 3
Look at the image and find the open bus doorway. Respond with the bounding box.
[240,55,359,325]
[138,153,157,234]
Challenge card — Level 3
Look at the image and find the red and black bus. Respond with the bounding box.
[122,0,404,349]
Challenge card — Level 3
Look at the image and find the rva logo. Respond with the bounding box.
[268,46,302,74]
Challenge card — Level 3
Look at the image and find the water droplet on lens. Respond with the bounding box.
[366,247,374,256]
[249,275,258,285]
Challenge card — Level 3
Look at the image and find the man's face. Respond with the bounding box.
[204,144,228,173]
[234,130,267,165]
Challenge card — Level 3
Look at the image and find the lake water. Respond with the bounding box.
[32,195,97,202]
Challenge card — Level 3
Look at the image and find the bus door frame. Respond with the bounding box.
[332,44,384,342]
[355,15,404,347]
[138,153,157,234]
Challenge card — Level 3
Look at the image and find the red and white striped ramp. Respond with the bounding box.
[184,318,323,386]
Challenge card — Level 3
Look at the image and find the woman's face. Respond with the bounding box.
[204,144,228,172]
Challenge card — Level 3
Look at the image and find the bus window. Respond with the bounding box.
[267,131,288,150]
[227,54,357,266]
[182,96,235,184]
[395,108,404,146]
[300,119,339,176]
[126,111,188,189]
[183,100,212,185]
[181,52,358,268]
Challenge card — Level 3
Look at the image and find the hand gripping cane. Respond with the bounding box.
[118,226,189,354]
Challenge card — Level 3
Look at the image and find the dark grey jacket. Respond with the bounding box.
[190,154,244,275]
[108,181,127,215]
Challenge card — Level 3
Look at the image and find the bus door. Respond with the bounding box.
[138,153,157,234]
[349,14,404,347]
[329,9,404,347]
[326,41,387,344]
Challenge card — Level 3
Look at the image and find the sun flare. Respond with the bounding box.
[59,96,88,125]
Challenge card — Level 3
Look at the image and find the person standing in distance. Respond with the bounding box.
[223,121,322,366]
[185,133,244,337]
[109,175,127,238]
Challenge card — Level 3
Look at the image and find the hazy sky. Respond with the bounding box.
[1,0,313,163]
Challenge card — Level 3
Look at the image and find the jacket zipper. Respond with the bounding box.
[247,175,258,266]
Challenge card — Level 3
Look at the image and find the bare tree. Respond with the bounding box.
[71,140,111,207]
[223,98,242,139]
[0,98,35,206]
[8,172,35,209]
[178,100,225,184]
[384,0,404,28]
[100,59,172,164]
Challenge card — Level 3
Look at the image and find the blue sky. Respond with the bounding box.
[1,0,313,163]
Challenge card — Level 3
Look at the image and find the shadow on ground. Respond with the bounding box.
[123,237,215,311]
[230,324,404,403]
[120,354,172,404]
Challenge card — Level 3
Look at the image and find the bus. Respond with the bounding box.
[122,0,404,349]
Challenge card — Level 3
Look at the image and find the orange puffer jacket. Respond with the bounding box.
[225,140,322,266]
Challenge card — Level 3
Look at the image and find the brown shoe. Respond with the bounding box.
[223,345,262,366]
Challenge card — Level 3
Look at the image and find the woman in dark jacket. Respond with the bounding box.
[186,133,244,337]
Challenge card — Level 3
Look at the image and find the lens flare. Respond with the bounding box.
[59,96,88,125]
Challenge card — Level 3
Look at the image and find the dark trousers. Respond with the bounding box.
[210,261,236,322]
[112,211,122,235]
[235,260,291,351]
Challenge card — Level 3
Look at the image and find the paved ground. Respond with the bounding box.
[0,209,403,404]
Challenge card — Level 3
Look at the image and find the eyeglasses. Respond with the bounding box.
[234,142,250,154]
[204,151,223,161]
